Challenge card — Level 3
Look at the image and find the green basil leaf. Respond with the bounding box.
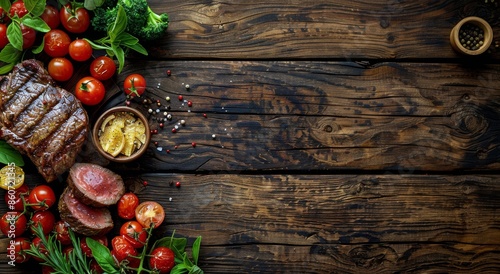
[192,236,201,265]
[24,0,46,17]
[155,237,187,255]
[189,265,204,274]
[7,23,23,51]
[123,41,148,56]
[0,62,16,74]
[84,0,105,10]
[21,17,50,32]
[0,44,22,63]
[0,0,11,12]
[86,238,119,274]
[111,44,125,74]
[0,140,24,166]
[171,264,189,274]
[109,4,127,40]
[84,38,111,51]
[32,37,45,54]
[115,32,138,46]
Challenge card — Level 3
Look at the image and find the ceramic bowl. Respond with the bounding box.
[92,106,151,163]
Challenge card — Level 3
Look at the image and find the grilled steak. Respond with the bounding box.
[67,163,125,207]
[0,59,88,182]
[59,187,113,236]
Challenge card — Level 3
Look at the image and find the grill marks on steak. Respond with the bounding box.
[0,59,88,182]
[59,187,113,236]
[68,163,125,207]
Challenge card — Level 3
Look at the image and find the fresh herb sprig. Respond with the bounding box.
[0,140,24,166]
[0,0,50,74]
[26,224,94,274]
[85,4,148,74]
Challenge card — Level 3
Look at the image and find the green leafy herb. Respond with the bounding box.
[154,231,204,274]
[0,140,24,166]
[85,4,147,74]
[87,238,120,274]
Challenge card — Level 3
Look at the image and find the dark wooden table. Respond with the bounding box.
[2,0,500,273]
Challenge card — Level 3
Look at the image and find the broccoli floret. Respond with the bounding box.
[137,6,169,42]
[91,0,148,36]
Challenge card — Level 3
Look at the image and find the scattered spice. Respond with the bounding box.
[178,95,183,101]
[459,23,484,50]
[191,142,196,148]
[175,181,181,188]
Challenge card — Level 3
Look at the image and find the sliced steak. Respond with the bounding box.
[59,187,113,236]
[67,163,125,207]
[0,59,88,182]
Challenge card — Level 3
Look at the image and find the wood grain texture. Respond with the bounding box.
[1,174,499,273]
[143,0,500,59]
[85,60,500,173]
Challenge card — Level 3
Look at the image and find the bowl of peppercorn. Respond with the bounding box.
[450,16,493,56]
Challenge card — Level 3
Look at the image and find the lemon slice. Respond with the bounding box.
[0,165,25,190]
[100,114,116,132]
[121,126,137,157]
[100,125,125,157]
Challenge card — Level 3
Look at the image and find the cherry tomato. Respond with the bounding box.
[60,4,90,33]
[48,57,74,82]
[28,185,56,211]
[42,265,56,274]
[0,24,8,49]
[149,247,175,273]
[9,0,28,18]
[111,235,138,262]
[0,7,10,24]
[30,210,56,235]
[75,76,105,106]
[54,220,71,245]
[69,39,92,62]
[117,192,140,220]
[120,221,147,248]
[123,74,147,97]
[80,235,108,257]
[43,29,71,58]
[20,24,36,49]
[90,259,104,274]
[40,5,60,29]
[135,201,165,229]
[4,184,29,212]
[10,237,31,263]
[90,56,116,81]
[0,212,27,238]
[31,237,48,262]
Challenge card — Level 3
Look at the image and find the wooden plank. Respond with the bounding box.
[144,0,500,59]
[86,60,500,172]
[1,173,499,272]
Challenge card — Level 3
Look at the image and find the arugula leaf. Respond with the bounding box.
[87,237,120,274]
[192,236,201,265]
[0,140,24,166]
[24,0,46,17]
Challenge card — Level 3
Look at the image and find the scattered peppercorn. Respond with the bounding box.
[191,142,196,148]
[172,128,177,133]
[178,95,183,101]
[143,181,148,186]
[459,23,485,50]
[203,113,207,118]
[175,181,181,188]
[167,69,171,76]
[187,101,193,107]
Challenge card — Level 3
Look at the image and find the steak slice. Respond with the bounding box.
[67,163,125,207]
[59,187,113,236]
[0,59,88,182]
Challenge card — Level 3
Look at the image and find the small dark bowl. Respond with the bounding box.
[92,106,151,163]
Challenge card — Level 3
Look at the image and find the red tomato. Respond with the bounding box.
[111,235,138,262]
[42,266,56,274]
[120,221,147,248]
[53,220,71,245]
[0,7,10,24]
[123,74,147,97]
[28,185,56,211]
[30,210,56,235]
[11,237,31,263]
[0,24,8,49]
[41,5,60,29]
[90,56,116,81]
[117,192,140,220]
[4,184,29,212]
[60,4,90,33]
[81,235,108,257]
[31,237,48,262]
[69,39,92,62]
[48,57,74,82]
[20,24,36,49]
[135,201,165,229]
[43,29,71,57]
[149,247,175,273]
[75,76,105,106]
[0,212,27,238]
[9,0,28,18]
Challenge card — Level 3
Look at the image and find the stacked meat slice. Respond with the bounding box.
[0,59,88,182]
[59,163,125,236]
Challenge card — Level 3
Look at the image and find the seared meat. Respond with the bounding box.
[67,163,125,207]
[59,187,113,236]
[0,59,88,182]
